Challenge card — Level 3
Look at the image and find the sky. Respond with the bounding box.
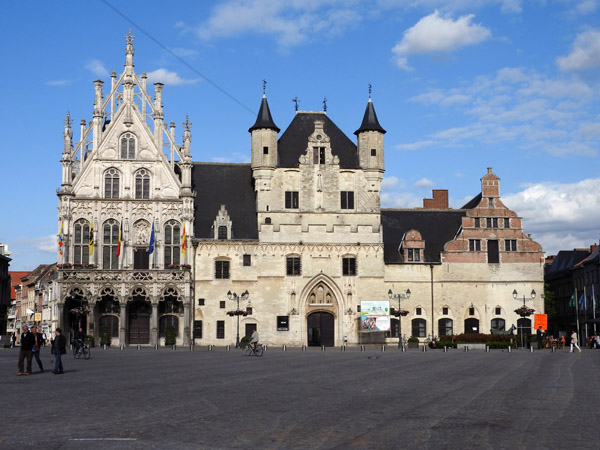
[1,0,599,270]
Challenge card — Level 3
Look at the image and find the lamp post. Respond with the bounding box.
[388,288,411,349]
[513,289,536,349]
[227,290,249,348]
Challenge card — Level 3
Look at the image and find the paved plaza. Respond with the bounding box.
[2,345,599,449]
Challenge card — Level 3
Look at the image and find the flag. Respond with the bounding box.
[148,221,155,254]
[116,222,123,257]
[182,224,187,258]
[569,292,576,308]
[89,221,94,256]
[58,220,64,255]
[578,293,585,309]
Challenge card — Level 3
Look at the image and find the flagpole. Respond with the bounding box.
[584,286,588,343]
[593,284,597,334]
[575,288,580,344]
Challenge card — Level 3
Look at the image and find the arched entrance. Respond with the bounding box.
[128,297,151,344]
[464,318,480,334]
[63,287,89,341]
[307,312,334,347]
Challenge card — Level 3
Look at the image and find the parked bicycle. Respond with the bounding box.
[73,342,91,359]
[242,343,264,357]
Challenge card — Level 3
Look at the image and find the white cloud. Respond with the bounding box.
[146,69,201,86]
[394,139,438,151]
[414,177,435,188]
[572,0,599,15]
[556,29,600,72]
[32,235,58,254]
[379,0,522,14]
[382,176,402,190]
[45,80,71,86]
[392,10,491,70]
[381,191,423,208]
[169,47,198,58]
[84,60,109,78]
[503,178,600,255]
[211,152,251,163]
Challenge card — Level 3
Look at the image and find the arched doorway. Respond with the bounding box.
[128,291,151,344]
[517,318,531,347]
[63,287,89,341]
[307,312,334,347]
[464,318,480,334]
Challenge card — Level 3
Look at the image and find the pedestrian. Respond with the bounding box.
[51,328,67,374]
[18,325,35,376]
[10,332,16,348]
[31,326,44,373]
[570,330,581,353]
[536,326,544,350]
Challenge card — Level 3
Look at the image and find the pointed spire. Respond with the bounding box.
[249,85,279,133]
[354,86,386,135]
[124,29,135,70]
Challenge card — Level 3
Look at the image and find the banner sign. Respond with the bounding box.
[534,314,548,331]
[360,300,390,332]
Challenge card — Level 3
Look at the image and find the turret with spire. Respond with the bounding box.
[355,85,385,191]
[250,81,279,193]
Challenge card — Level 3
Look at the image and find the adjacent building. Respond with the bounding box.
[53,33,545,348]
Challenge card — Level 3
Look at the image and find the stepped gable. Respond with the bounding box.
[191,163,258,240]
[381,209,466,263]
[277,112,359,169]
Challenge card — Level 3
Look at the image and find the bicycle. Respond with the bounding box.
[73,342,91,359]
[242,342,264,357]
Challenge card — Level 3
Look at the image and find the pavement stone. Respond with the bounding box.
[1,346,599,449]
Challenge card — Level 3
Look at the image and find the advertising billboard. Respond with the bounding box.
[360,300,390,332]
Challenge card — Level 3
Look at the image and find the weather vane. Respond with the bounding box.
[368,83,372,99]
[292,97,299,111]
[262,79,267,95]
[323,97,327,112]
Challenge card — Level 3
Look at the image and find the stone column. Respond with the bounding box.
[150,302,159,347]
[57,303,64,330]
[88,303,96,341]
[183,302,191,346]
[119,302,127,347]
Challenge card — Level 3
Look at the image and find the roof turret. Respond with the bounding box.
[248,94,280,133]
[354,97,386,135]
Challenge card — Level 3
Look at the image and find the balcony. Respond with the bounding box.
[58,267,191,284]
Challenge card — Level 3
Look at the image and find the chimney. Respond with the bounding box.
[423,189,449,209]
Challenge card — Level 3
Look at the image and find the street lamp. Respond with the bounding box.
[388,288,411,349]
[227,290,249,348]
[513,289,536,348]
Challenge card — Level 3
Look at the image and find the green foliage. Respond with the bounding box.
[85,335,94,344]
[165,326,176,346]
[240,335,250,343]
[486,341,511,349]
[407,337,419,343]
[454,333,514,344]
[435,340,457,348]
[100,326,111,346]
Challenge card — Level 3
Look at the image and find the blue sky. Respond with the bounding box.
[1,0,599,270]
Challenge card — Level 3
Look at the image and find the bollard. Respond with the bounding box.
[508,346,512,353]
[530,346,534,353]
[190,344,194,351]
[302,344,306,351]
[172,345,176,350]
[382,345,386,352]
[552,346,555,353]
[103,344,107,350]
[361,345,365,352]
[321,345,325,352]
[282,344,286,351]
[422,345,426,352]
[120,344,125,350]
[208,344,213,351]
[486,345,490,353]
[226,344,230,351]
[154,344,158,350]
[401,346,406,352]
[444,346,447,353]
[464,346,467,352]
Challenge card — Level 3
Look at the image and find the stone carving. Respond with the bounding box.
[131,202,152,219]
[71,201,92,218]
[133,219,151,245]
[102,201,122,219]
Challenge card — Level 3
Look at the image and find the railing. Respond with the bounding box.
[58,268,191,283]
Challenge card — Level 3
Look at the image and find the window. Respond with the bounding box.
[159,316,179,337]
[469,239,481,251]
[285,191,299,209]
[412,318,426,338]
[442,307,449,315]
[243,254,252,266]
[197,298,205,306]
[341,191,355,209]
[371,149,376,156]
[246,307,253,315]
[219,301,225,309]
[491,318,505,332]
[474,218,480,228]
[438,318,453,336]
[342,257,356,276]
[102,219,119,269]
[73,219,90,265]
[120,133,135,159]
[464,318,479,334]
[215,260,230,279]
[416,307,422,315]
[263,146,269,155]
[387,318,399,338]
[486,217,498,228]
[218,226,228,240]
[505,239,517,251]
[216,321,225,339]
[313,147,325,164]
[407,249,420,262]
[495,307,501,315]
[286,256,301,276]
[488,240,499,263]
[504,218,510,228]
[164,220,181,266]
[135,169,150,199]
[488,198,494,207]
[469,307,475,316]
[193,320,202,339]
[104,169,120,198]
[277,316,289,331]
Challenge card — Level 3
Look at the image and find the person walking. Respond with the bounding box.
[536,326,544,350]
[31,326,44,373]
[570,330,581,353]
[18,325,35,376]
[51,328,67,374]
[10,332,16,348]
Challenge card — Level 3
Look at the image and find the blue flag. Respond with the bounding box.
[578,293,585,309]
[148,221,155,254]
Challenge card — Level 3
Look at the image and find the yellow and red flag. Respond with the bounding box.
[58,220,64,255]
[116,222,123,257]
[89,221,94,256]
[182,224,187,258]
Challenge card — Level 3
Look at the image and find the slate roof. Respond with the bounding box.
[354,99,386,135]
[277,112,359,169]
[461,193,482,210]
[381,209,466,263]
[191,163,258,240]
[248,96,280,133]
[545,249,592,279]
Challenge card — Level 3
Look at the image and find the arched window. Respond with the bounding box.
[104,168,120,198]
[412,318,427,338]
[491,318,506,332]
[73,219,90,265]
[438,318,453,336]
[120,133,135,159]
[164,220,181,266]
[135,169,150,199]
[102,219,119,269]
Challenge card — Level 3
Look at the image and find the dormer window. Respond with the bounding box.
[213,205,232,240]
[407,249,421,262]
[120,132,135,159]
[313,147,326,164]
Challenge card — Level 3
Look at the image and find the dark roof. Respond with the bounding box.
[461,193,482,209]
[354,99,386,135]
[278,112,359,169]
[248,96,280,133]
[381,209,466,263]
[191,163,258,240]
[545,250,591,279]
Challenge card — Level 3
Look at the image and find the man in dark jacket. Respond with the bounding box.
[18,325,35,376]
[31,326,45,373]
[51,328,67,374]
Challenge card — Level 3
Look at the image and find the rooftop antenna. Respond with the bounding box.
[292,96,299,112]
[262,79,267,96]
[323,97,327,112]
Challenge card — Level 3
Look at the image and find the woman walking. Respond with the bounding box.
[570,330,582,352]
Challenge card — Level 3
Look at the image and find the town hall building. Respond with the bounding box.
[53,33,544,348]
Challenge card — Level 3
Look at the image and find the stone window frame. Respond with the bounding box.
[73,218,90,265]
[164,220,181,266]
[215,258,231,279]
[120,132,136,159]
[286,255,301,276]
[104,168,120,199]
[469,239,481,252]
[342,255,357,276]
[134,168,150,199]
[340,191,355,210]
[505,239,517,252]
[102,218,120,269]
[285,191,299,209]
